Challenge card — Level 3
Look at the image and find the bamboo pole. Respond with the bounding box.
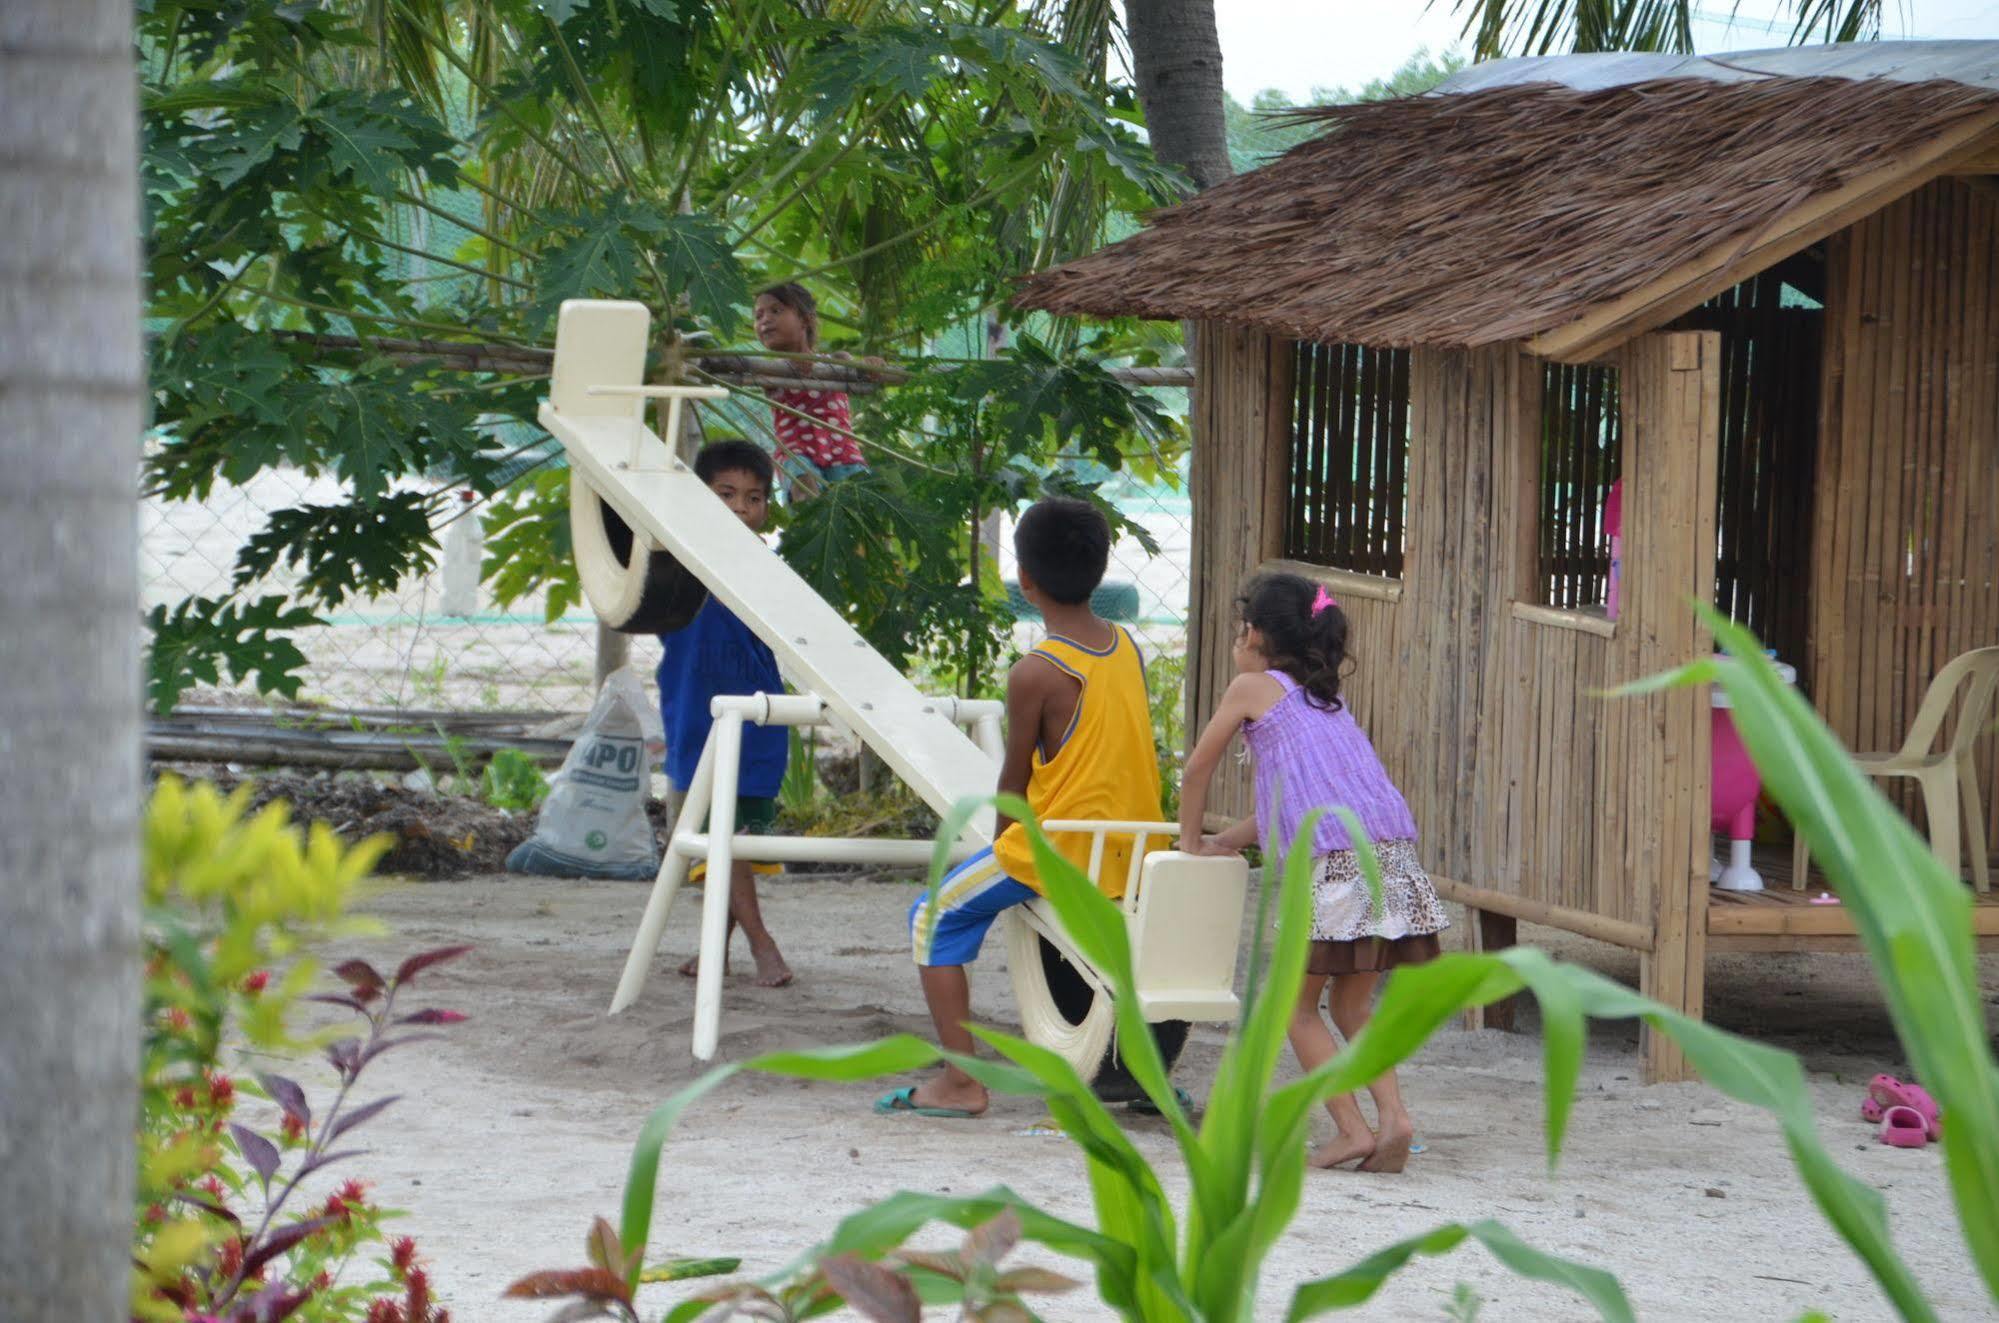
[1429,875,1654,952]
[258,330,1193,389]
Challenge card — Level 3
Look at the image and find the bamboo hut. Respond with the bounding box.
[1015,43,1999,1080]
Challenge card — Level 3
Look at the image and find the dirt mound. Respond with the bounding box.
[196,772,539,878]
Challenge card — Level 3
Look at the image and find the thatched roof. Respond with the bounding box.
[1013,71,1999,353]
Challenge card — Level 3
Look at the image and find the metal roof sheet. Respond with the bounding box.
[1434,39,1999,96]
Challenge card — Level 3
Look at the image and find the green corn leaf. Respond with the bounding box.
[1285,1220,1632,1321]
[1498,948,1587,1170]
[999,802,1211,1318]
[620,1038,941,1290]
[1192,811,1321,1307]
[1599,655,1721,700]
[613,647,1986,1323]
[916,794,990,952]
[1319,947,1938,1321]
[1693,609,1999,1304]
[963,1024,1182,1303]
[1000,797,1192,1135]
[619,1062,740,1292]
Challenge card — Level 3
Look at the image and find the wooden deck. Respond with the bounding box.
[1706,850,1999,951]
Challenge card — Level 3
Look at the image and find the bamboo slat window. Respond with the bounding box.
[1536,362,1624,610]
[1283,341,1411,577]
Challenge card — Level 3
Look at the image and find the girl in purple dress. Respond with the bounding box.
[1178,571,1447,1172]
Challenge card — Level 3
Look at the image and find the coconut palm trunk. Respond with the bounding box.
[0,1,146,1319]
[1123,0,1234,192]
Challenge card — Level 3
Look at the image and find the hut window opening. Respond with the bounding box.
[1282,342,1411,578]
[1535,362,1624,612]
[1671,261,1823,671]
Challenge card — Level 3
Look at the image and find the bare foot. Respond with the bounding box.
[908,1073,989,1116]
[678,951,725,979]
[750,941,794,988]
[1309,1133,1377,1170]
[1359,1117,1414,1173]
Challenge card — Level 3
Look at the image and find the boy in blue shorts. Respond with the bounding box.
[879,499,1162,1117]
[658,440,792,987]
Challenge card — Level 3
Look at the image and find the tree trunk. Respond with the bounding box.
[0,2,145,1320]
[1123,0,1233,193]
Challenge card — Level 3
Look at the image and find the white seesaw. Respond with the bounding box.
[541,298,1249,1087]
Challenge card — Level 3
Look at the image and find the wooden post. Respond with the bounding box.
[1465,909,1520,1031]
[1625,330,1722,1083]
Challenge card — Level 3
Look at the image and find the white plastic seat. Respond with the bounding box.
[1795,645,1999,892]
[1129,851,1250,1021]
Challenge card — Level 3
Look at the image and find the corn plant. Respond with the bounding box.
[523,616,1995,1321]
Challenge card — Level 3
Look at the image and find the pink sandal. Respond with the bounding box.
[1879,1105,1930,1148]
[1868,1075,1942,1137]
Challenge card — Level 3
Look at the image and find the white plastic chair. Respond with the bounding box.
[1795,645,1999,893]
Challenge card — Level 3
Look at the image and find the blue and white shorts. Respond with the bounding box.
[908,847,1037,966]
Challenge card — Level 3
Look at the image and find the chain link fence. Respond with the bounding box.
[143,444,1195,720]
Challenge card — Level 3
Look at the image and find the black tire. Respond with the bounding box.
[570,472,708,634]
[1036,934,1190,1103]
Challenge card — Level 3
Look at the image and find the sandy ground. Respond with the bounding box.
[272,869,1999,1322]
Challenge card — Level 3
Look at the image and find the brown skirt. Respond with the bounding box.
[1307,932,1443,976]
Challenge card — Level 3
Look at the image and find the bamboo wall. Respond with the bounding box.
[1809,178,1999,858]
[1187,323,1284,819]
[1190,329,1722,954]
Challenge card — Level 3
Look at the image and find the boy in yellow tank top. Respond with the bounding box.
[878,499,1162,1118]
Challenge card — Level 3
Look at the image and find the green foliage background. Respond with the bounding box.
[137,0,1193,709]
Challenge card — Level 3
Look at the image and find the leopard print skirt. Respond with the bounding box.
[1304,838,1448,976]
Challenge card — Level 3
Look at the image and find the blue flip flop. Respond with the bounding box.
[873,1086,979,1119]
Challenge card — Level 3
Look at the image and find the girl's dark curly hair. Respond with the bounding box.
[1237,571,1349,711]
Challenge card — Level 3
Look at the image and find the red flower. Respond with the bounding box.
[199,1175,225,1200]
[173,1086,199,1110]
[404,1267,430,1320]
[206,1074,235,1108]
[166,1007,192,1032]
[390,1236,419,1276]
[324,1180,368,1222]
[145,1203,168,1225]
[366,1301,406,1323]
[280,1112,307,1144]
[313,1270,333,1292]
[242,969,271,995]
[217,1237,244,1279]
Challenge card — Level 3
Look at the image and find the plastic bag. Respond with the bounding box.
[506,668,663,880]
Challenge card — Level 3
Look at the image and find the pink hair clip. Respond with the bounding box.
[1311,585,1338,617]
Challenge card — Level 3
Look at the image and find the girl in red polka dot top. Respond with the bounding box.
[752,283,875,497]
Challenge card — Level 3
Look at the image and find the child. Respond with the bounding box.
[1177,572,1447,1172]
[657,440,793,988]
[751,283,874,497]
[878,499,1161,1118]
